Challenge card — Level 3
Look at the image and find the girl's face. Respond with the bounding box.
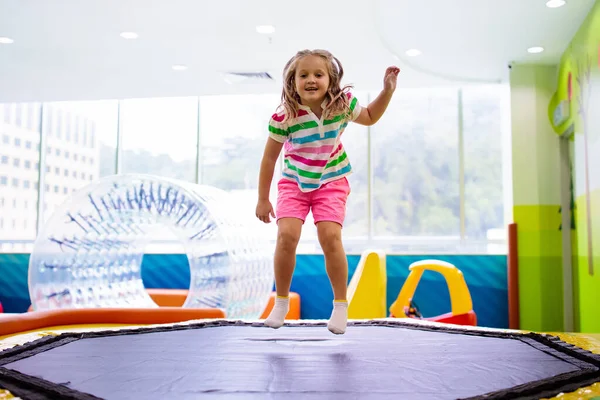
[294,55,330,106]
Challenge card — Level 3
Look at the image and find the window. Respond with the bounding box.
[27,103,35,130]
[120,97,197,183]
[198,93,282,241]
[15,104,22,127]
[74,116,80,144]
[65,112,71,141]
[371,88,460,244]
[39,100,118,225]
[0,86,510,254]
[0,96,41,244]
[56,109,62,138]
[462,85,510,244]
[82,118,88,146]
[46,105,54,136]
[2,104,10,124]
[90,122,96,148]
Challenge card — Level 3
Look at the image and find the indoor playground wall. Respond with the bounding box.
[510,63,564,333]
[548,0,600,333]
[0,253,509,329]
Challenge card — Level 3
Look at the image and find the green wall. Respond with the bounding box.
[510,64,564,332]
[548,0,600,333]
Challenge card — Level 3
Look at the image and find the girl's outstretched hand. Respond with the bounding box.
[384,66,400,93]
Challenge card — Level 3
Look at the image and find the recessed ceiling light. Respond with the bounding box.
[405,49,421,57]
[0,37,14,44]
[256,25,275,34]
[527,46,545,54]
[546,0,566,8]
[120,32,138,39]
[172,64,188,71]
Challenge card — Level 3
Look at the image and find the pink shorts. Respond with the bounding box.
[276,177,351,226]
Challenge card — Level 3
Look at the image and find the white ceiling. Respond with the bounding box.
[0,0,595,102]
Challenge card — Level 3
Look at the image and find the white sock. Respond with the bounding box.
[327,300,348,334]
[264,296,289,329]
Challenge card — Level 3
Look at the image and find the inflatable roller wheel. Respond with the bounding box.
[28,174,274,320]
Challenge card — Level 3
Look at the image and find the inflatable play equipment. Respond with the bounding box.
[389,259,477,326]
[27,174,274,320]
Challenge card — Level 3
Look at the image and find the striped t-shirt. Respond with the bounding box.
[268,93,362,192]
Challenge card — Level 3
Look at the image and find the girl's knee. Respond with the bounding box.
[277,227,301,252]
[317,222,343,254]
[277,230,300,249]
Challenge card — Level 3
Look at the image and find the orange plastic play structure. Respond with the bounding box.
[26,290,301,320]
[9,290,299,339]
[389,259,477,326]
[142,289,300,320]
[0,307,225,337]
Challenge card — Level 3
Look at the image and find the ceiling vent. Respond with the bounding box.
[222,71,274,84]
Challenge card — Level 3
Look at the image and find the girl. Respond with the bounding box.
[256,49,399,334]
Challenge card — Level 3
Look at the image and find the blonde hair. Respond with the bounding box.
[277,49,353,122]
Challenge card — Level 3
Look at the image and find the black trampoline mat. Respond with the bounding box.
[1,320,600,400]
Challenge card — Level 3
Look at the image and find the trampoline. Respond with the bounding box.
[1,320,600,399]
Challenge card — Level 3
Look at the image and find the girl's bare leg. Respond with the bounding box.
[264,217,303,328]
